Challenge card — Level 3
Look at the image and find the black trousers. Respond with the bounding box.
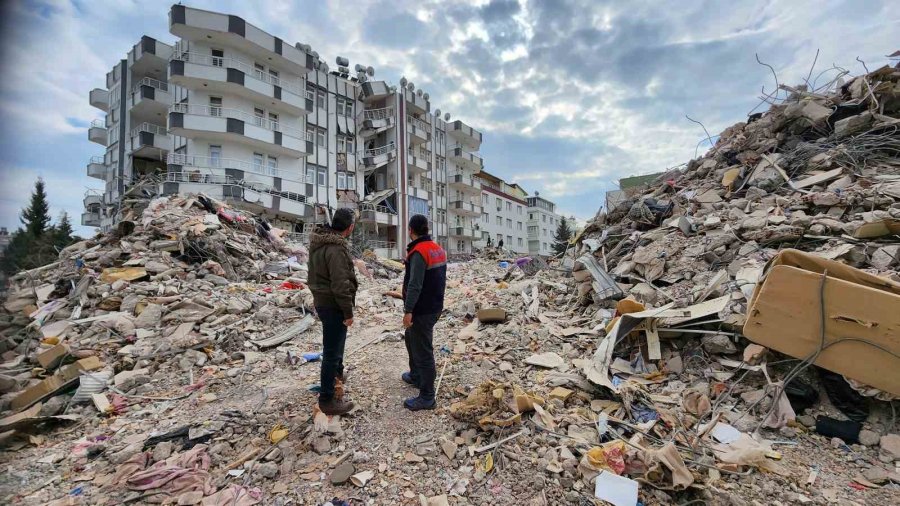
[317,306,347,402]
[404,312,440,401]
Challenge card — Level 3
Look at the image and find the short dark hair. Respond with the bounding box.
[409,214,429,236]
[331,208,355,232]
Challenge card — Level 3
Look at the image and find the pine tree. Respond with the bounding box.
[57,211,73,238]
[552,216,573,256]
[20,178,51,237]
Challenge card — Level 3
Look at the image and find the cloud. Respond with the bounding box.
[0,0,897,235]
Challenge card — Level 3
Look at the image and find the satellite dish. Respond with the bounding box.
[407,82,415,92]
[366,66,374,77]
[336,56,349,67]
[358,75,367,83]
[444,113,451,121]
[400,77,407,87]
[320,63,329,73]
[435,109,441,117]
[296,43,311,52]
[416,89,423,97]
[338,66,349,74]
[423,93,429,100]
[354,64,364,73]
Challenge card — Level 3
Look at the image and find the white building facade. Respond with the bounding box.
[473,171,529,254]
[527,194,561,257]
[84,5,493,259]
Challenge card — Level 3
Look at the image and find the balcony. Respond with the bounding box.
[449,147,483,172]
[449,226,477,238]
[359,107,394,137]
[358,203,398,225]
[407,149,429,175]
[448,172,482,195]
[169,50,312,116]
[407,115,430,146]
[449,120,482,150]
[161,172,310,219]
[450,200,482,217]
[407,185,431,201]
[362,141,396,172]
[128,36,173,78]
[129,122,170,158]
[87,156,106,180]
[169,5,313,76]
[81,211,101,227]
[167,153,308,185]
[83,193,102,209]
[403,88,429,114]
[89,88,109,112]
[129,77,172,121]
[88,120,107,145]
[168,103,312,157]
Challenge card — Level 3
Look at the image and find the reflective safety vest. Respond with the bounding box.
[402,237,447,315]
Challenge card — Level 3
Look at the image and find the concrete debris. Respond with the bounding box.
[3,65,900,506]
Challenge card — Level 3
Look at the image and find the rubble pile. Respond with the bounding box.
[0,65,899,505]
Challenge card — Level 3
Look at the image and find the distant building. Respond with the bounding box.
[526,193,560,257]
[0,227,11,254]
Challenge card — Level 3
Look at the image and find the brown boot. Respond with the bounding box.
[319,397,354,416]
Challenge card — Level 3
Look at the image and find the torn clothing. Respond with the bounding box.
[308,226,358,319]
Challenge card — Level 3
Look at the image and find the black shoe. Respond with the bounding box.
[403,396,436,411]
[401,372,419,386]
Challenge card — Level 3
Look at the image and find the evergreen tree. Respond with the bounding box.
[56,211,74,238]
[20,178,51,237]
[552,216,573,256]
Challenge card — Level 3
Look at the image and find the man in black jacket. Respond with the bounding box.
[401,214,447,411]
[308,208,358,415]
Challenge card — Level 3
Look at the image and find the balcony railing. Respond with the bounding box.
[170,103,307,140]
[167,153,309,183]
[164,172,307,204]
[362,107,393,121]
[450,173,480,188]
[407,115,429,131]
[450,200,482,214]
[451,120,483,142]
[172,51,312,100]
[90,155,104,164]
[359,203,397,215]
[90,119,106,129]
[364,142,396,158]
[133,77,169,93]
[367,240,396,250]
[131,122,167,138]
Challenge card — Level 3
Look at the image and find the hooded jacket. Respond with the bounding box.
[307,226,358,319]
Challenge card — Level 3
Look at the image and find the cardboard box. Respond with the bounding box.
[744,249,900,395]
[10,357,103,411]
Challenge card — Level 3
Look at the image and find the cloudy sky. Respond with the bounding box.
[0,0,897,235]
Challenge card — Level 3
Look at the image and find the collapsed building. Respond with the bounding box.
[2,57,900,505]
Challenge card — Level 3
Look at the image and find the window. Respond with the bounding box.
[496,233,502,243]
[436,157,445,173]
[529,213,534,220]
[517,205,523,215]
[268,68,279,83]
[306,166,315,182]
[336,97,353,116]
[517,222,523,231]
[316,128,326,147]
[267,156,277,175]
[337,172,347,190]
[209,145,221,167]
[254,108,265,127]
[496,216,502,226]
[506,218,512,228]
[306,126,315,144]
[518,238,523,247]
[316,89,326,108]
[268,112,279,130]
[495,198,501,211]
[482,194,488,204]
[507,235,512,245]
[211,49,224,67]
[437,183,446,197]
[254,63,265,81]
[337,136,354,153]
[317,167,326,186]
[253,152,264,171]
[506,202,512,211]
[542,214,546,222]
[482,213,488,223]
[209,96,222,117]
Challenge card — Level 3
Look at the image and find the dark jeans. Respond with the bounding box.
[317,306,347,402]
[404,312,440,401]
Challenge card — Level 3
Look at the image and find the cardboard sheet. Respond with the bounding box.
[744,249,900,395]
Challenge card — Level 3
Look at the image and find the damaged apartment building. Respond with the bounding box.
[84,4,510,258]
